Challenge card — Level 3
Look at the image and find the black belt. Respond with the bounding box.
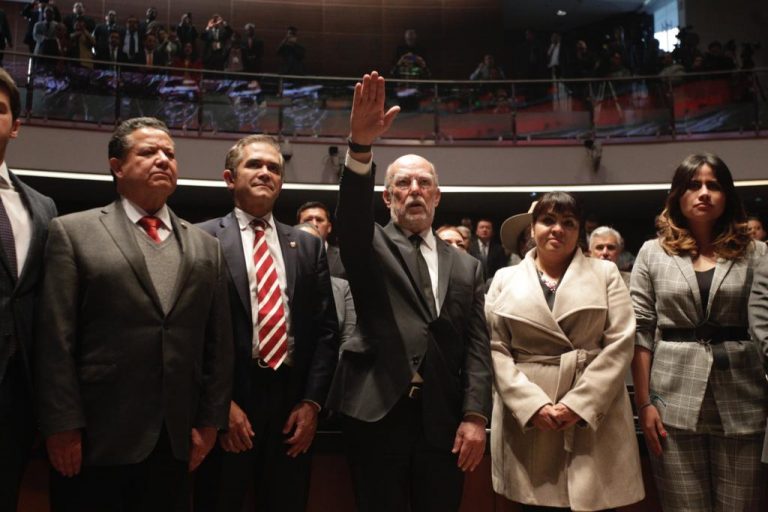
[660,326,749,344]
[661,325,749,371]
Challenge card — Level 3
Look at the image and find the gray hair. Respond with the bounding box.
[589,226,624,250]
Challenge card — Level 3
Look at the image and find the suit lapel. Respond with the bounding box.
[706,257,735,318]
[219,212,251,319]
[99,200,164,313]
[164,209,194,315]
[671,253,703,320]
[13,179,48,292]
[436,236,453,311]
[383,222,432,319]
[551,249,607,322]
[275,221,297,303]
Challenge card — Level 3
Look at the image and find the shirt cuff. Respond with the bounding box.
[303,399,322,412]
[463,412,488,426]
[345,151,373,175]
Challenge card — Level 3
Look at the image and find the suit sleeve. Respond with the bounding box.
[486,270,553,429]
[196,243,234,429]
[630,241,657,352]
[335,165,376,277]
[558,263,636,430]
[462,259,494,420]
[34,218,86,436]
[302,238,340,405]
[748,256,768,373]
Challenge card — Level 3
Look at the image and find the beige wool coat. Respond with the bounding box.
[485,249,644,511]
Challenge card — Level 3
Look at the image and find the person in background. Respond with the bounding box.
[436,225,467,251]
[589,225,631,287]
[747,215,766,241]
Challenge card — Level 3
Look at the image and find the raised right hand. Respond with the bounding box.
[349,71,400,147]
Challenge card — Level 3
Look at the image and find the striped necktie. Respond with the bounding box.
[252,219,287,369]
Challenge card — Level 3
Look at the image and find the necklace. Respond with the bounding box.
[537,269,559,293]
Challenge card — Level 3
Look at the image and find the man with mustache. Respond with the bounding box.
[194,134,338,512]
[327,71,492,512]
[588,225,631,287]
[34,117,233,511]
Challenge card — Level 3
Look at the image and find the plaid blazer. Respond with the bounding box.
[631,239,768,435]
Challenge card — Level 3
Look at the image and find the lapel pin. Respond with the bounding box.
[289,241,297,248]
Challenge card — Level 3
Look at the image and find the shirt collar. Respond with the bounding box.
[399,225,436,251]
[0,162,12,189]
[121,196,172,230]
[234,207,275,233]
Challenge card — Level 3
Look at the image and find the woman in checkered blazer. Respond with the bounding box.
[631,153,768,511]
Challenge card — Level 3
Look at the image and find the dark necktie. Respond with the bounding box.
[409,234,437,319]
[0,196,17,278]
[138,215,162,243]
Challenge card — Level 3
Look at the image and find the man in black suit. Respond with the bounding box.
[195,134,338,512]
[63,2,95,34]
[95,29,129,70]
[0,67,57,512]
[93,10,121,55]
[327,71,493,512]
[469,218,507,280]
[34,117,233,512]
[136,33,167,69]
[296,201,345,279]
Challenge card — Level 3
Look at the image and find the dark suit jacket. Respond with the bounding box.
[328,167,493,450]
[0,172,57,390]
[35,200,233,465]
[0,10,12,50]
[326,244,346,279]
[93,23,123,54]
[197,212,338,411]
[94,45,130,69]
[469,238,507,281]
[135,49,168,68]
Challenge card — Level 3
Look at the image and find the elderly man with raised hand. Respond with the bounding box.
[327,71,492,512]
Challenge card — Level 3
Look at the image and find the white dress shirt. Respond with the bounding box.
[234,207,294,364]
[0,162,32,277]
[121,196,173,242]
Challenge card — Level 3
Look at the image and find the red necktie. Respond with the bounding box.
[252,219,287,369]
[138,216,162,243]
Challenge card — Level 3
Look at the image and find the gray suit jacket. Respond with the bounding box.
[331,276,357,348]
[631,238,768,435]
[0,172,57,389]
[747,257,768,461]
[35,200,233,465]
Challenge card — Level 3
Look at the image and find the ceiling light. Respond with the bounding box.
[556,10,567,16]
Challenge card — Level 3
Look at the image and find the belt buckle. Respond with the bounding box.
[256,358,271,369]
[694,323,714,345]
[407,385,422,400]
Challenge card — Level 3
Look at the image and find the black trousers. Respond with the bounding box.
[49,426,188,512]
[193,363,311,512]
[0,355,34,512]
[341,394,464,512]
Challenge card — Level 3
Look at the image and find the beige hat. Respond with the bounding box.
[500,201,537,252]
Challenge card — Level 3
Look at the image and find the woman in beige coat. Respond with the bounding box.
[486,192,644,511]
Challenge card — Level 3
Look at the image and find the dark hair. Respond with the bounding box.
[296,201,331,223]
[108,117,170,161]
[0,67,21,122]
[531,191,585,240]
[224,134,283,177]
[656,153,750,259]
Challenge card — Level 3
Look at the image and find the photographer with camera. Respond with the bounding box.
[202,13,231,71]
